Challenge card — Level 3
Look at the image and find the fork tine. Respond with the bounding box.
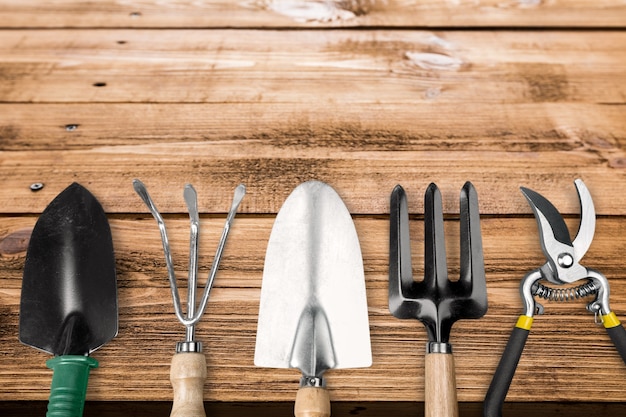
[390,185,414,296]
[459,182,487,307]
[424,183,448,291]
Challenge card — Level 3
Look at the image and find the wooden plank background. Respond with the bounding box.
[0,1,626,415]
[1,0,625,28]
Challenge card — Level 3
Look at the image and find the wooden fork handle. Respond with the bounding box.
[425,351,459,417]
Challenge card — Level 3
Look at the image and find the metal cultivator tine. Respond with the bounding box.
[133,179,246,347]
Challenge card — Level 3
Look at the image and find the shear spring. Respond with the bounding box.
[532,280,599,302]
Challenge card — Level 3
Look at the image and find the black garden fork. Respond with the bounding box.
[389,182,488,417]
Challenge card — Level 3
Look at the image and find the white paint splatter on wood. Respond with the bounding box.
[405,52,464,71]
[424,34,456,50]
[245,1,379,23]
[518,0,542,7]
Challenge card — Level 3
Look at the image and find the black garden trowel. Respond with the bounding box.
[19,183,118,417]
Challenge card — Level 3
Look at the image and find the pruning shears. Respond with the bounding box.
[484,179,626,417]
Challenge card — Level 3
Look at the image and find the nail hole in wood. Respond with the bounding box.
[30,183,44,192]
[93,82,107,87]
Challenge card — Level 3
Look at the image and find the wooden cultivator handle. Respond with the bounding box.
[170,352,207,417]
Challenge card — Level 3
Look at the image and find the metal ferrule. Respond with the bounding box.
[176,341,203,353]
[300,376,326,388]
[586,269,611,316]
[426,342,453,354]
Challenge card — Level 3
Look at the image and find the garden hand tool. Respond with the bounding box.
[255,180,372,417]
[389,182,487,417]
[133,180,245,417]
[19,183,118,417]
[484,179,626,417]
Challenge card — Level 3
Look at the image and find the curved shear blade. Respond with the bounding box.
[520,186,572,248]
[572,179,595,262]
[520,179,595,284]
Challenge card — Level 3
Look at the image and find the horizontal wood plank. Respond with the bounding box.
[0,1,625,28]
[2,102,625,152]
[0,139,625,215]
[1,216,626,402]
[0,30,625,104]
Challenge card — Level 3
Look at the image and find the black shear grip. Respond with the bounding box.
[604,313,626,365]
[484,314,626,417]
[483,317,531,417]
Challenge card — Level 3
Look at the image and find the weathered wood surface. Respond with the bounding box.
[1,0,626,413]
[1,30,626,104]
[0,0,625,28]
[0,30,625,215]
[0,141,626,216]
[1,217,626,402]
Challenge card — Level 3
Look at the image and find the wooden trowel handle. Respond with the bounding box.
[425,352,459,417]
[170,352,207,417]
[295,386,331,417]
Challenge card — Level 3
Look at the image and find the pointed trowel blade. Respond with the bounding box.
[254,181,372,379]
[19,182,118,356]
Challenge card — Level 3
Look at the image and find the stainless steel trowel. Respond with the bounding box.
[254,180,372,417]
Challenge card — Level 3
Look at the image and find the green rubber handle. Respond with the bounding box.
[45,355,99,417]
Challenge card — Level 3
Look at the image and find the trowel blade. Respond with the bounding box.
[19,182,118,356]
[254,181,371,378]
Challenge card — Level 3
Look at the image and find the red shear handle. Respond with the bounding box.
[603,312,626,365]
[483,315,533,417]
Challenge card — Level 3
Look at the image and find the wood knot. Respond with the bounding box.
[609,157,626,169]
[0,227,32,255]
